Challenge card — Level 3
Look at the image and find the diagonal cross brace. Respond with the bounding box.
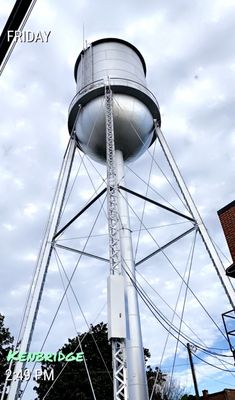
[52,188,107,241]
[136,226,197,266]
[119,185,195,222]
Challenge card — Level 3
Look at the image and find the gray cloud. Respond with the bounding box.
[1,0,235,397]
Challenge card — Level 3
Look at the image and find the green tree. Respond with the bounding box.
[34,322,161,399]
[163,378,187,400]
[34,322,113,399]
[147,365,167,400]
[0,313,14,399]
[147,365,189,400]
[181,395,196,400]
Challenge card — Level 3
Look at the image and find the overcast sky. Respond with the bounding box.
[1,0,235,398]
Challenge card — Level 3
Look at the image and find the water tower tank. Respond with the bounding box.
[68,38,161,164]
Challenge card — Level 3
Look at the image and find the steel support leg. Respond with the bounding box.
[155,123,235,309]
[6,137,77,400]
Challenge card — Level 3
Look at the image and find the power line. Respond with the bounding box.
[0,0,38,76]
[135,276,235,373]
[136,272,234,367]
[150,231,197,400]
[119,255,235,375]
[122,190,228,342]
[136,270,230,353]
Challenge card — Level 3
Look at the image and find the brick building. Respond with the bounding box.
[202,389,235,400]
[218,200,235,278]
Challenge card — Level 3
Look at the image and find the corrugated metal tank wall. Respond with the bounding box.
[68,38,161,164]
[76,41,147,92]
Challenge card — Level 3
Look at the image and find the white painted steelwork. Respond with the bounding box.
[105,86,128,399]
[68,38,161,164]
[155,122,235,309]
[7,36,234,400]
[6,138,77,400]
[107,275,126,339]
[116,149,149,400]
[75,39,147,92]
[76,93,154,163]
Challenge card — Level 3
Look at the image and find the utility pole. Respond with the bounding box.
[187,343,200,400]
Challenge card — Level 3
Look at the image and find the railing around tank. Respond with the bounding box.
[68,77,159,113]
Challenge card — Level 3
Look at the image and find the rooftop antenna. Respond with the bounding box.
[82,23,85,50]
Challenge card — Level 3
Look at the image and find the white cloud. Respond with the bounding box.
[23,203,38,218]
[1,0,235,398]
[2,223,16,231]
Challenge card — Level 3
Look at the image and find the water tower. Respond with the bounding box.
[6,38,235,400]
[67,39,235,398]
[68,37,161,400]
